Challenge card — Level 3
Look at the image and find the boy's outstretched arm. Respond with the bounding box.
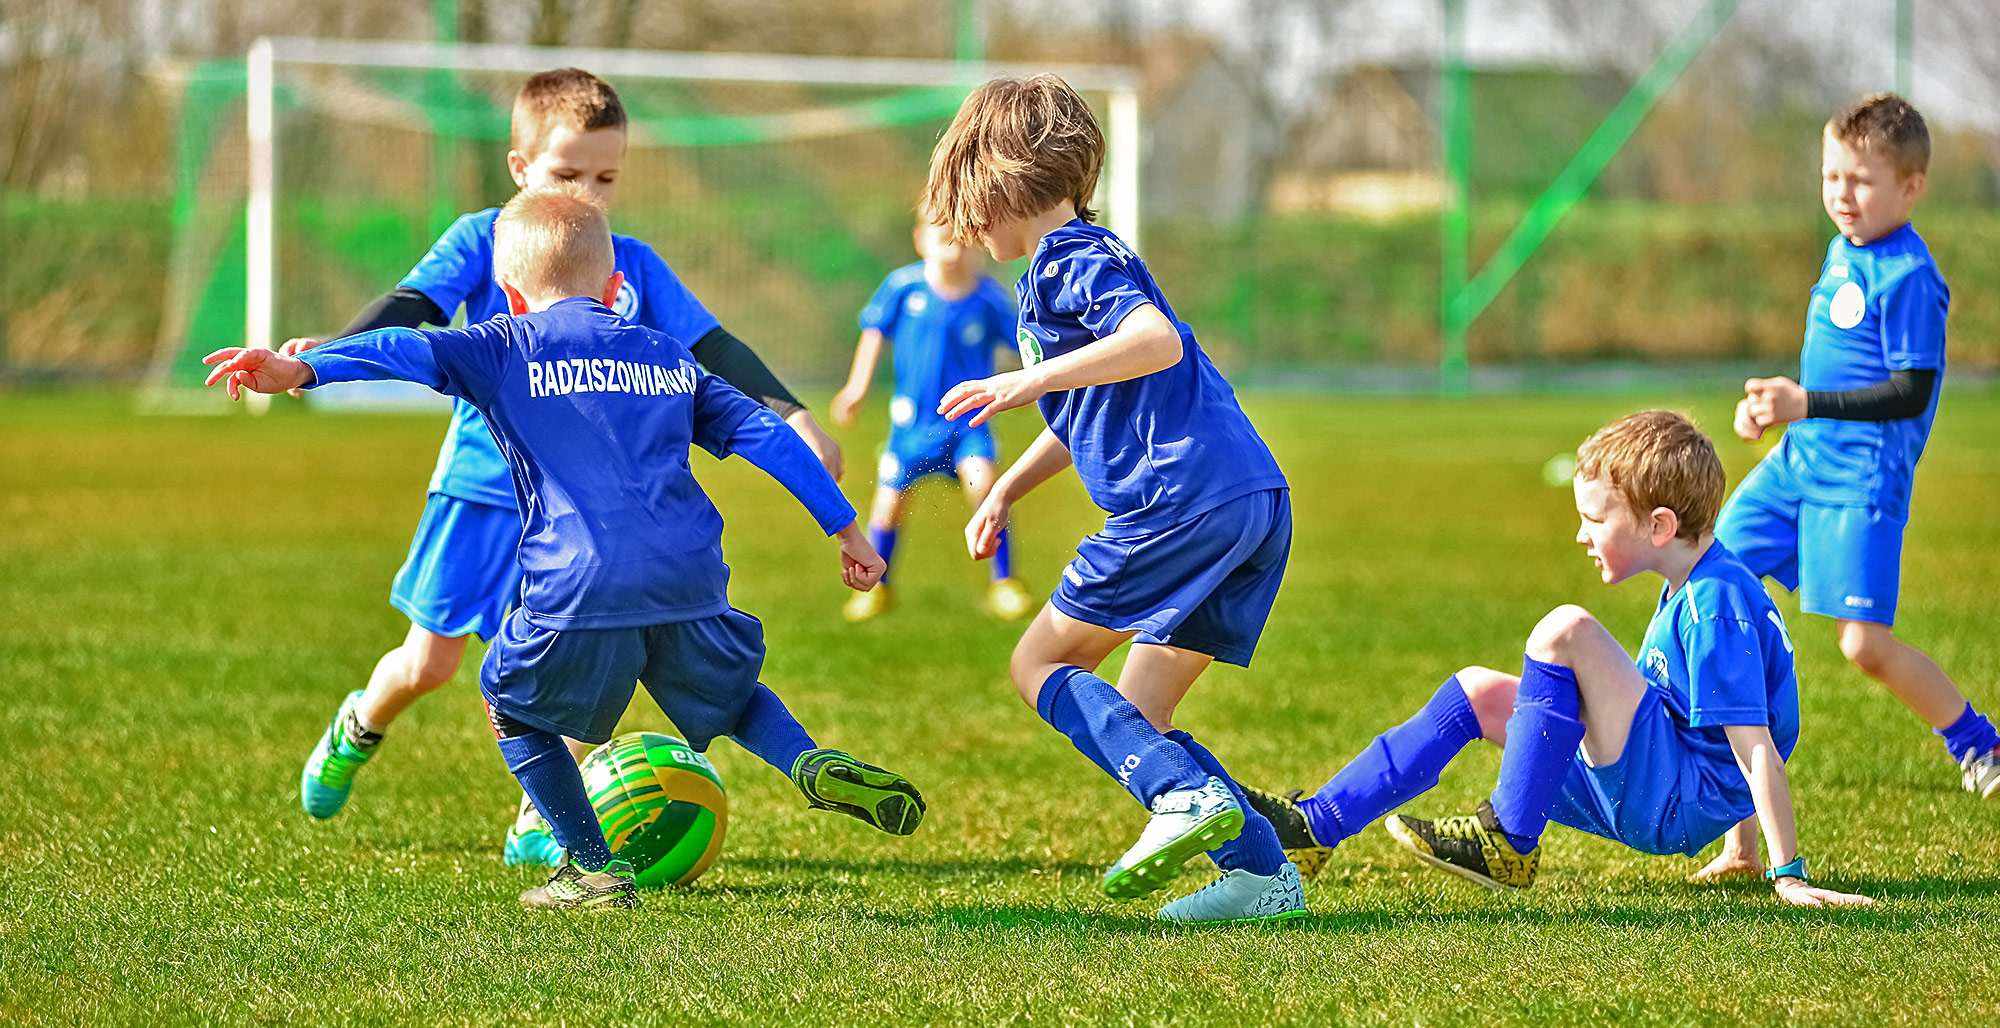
[937,304,1180,427]
[1725,724,1873,908]
[830,329,886,427]
[964,427,1071,560]
[207,324,504,405]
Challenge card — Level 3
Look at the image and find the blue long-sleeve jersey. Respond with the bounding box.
[299,297,855,630]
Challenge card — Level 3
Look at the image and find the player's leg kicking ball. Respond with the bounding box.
[791,748,926,835]
[518,857,639,911]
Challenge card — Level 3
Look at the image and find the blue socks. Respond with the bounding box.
[1036,666,1208,805]
[992,527,1014,580]
[868,525,898,584]
[496,727,614,871]
[729,684,818,775]
[1487,655,1586,853]
[1938,702,2000,763]
[1167,729,1287,875]
[1298,675,1484,848]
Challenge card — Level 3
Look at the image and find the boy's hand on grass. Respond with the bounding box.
[1773,877,1874,909]
[829,385,865,428]
[1744,376,1807,428]
[938,369,1046,428]
[965,488,1011,561]
[278,337,325,396]
[834,522,886,591]
[1732,398,1765,442]
[1688,847,1763,884]
[202,347,311,401]
[787,411,845,481]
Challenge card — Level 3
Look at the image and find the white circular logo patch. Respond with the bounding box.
[612,278,639,320]
[906,294,928,315]
[1829,281,1865,330]
[889,396,916,427]
[1017,327,1044,367]
[962,322,985,346]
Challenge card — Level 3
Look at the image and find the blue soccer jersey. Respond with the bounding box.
[399,208,722,509]
[861,262,1016,440]
[1776,222,1948,516]
[298,299,854,630]
[1634,542,1801,817]
[1018,221,1286,534]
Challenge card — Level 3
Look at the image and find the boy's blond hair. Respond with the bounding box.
[1827,92,1930,178]
[494,183,615,300]
[511,67,626,156]
[1574,411,1725,541]
[921,74,1103,243]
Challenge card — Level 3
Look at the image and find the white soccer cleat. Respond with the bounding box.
[1158,862,1309,926]
[1963,747,2000,800]
[1101,776,1244,900]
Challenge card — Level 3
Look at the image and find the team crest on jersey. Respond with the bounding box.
[612,277,640,320]
[962,322,985,346]
[1829,281,1865,329]
[1644,647,1669,686]
[907,293,929,315]
[1017,326,1044,366]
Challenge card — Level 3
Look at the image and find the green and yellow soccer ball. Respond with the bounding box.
[580,731,727,888]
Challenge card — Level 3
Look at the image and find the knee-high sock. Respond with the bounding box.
[1487,655,1586,853]
[729,684,818,776]
[1938,702,2000,763]
[1297,675,1483,848]
[497,727,614,870]
[991,527,1014,580]
[869,525,898,584]
[1035,666,1208,805]
[1168,729,1286,875]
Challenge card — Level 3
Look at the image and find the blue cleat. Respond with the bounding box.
[299,691,380,820]
[502,793,568,868]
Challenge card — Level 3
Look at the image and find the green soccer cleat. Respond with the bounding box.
[502,793,567,868]
[791,748,926,835]
[1963,746,2000,800]
[299,690,381,820]
[519,857,640,911]
[1241,785,1335,881]
[1158,863,1310,926]
[1384,800,1538,891]
[1102,777,1244,901]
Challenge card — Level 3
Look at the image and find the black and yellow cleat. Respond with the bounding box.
[791,748,926,836]
[1384,800,1537,890]
[1241,785,1334,881]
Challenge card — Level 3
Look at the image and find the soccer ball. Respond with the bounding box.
[580,731,728,888]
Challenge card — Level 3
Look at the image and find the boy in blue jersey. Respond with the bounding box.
[1242,413,1871,908]
[921,76,1305,926]
[1722,93,1999,810]
[829,220,1033,623]
[205,185,922,910]
[281,70,846,862]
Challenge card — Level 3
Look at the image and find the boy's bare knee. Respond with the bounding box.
[1526,604,1598,664]
[406,635,466,689]
[1455,666,1514,737]
[1838,622,1895,677]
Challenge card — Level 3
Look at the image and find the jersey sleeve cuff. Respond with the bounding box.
[1687,706,1768,728]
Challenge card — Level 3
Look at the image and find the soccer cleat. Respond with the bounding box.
[299,690,380,820]
[1102,776,1245,901]
[518,857,639,911]
[1241,785,1335,881]
[1158,862,1310,926]
[502,793,567,868]
[791,748,926,835]
[985,577,1036,622]
[842,584,896,623]
[1384,800,1538,891]
[1964,746,2000,800]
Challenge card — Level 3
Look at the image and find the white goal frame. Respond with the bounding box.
[243,36,1142,412]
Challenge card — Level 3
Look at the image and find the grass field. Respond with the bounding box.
[4,389,1998,1024]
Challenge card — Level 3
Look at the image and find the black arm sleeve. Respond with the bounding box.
[1805,368,1937,422]
[688,325,806,418]
[334,287,448,339]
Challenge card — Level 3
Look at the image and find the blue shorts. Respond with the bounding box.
[390,493,522,641]
[480,607,766,747]
[1716,455,1904,624]
[876,427,997,491]
[1546,689,1749,857]
[1052,488,1291,667]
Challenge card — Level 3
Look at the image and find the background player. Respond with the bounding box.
[925,75,1305,926]
[205,185,921,910]
[1723,93,1999,804]
[285,69,846,864]
[830,219,1033,623]
[1246,412,1872,908]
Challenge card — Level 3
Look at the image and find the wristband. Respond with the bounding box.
[1764,855,1809,884]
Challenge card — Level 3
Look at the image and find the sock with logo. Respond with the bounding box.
[1035,666,1209,806]
[1938,702,2000,763]
[339,703,384,751]
[1167,729,1287,875]
[1296,675,1483,848]
[869,525,898,585]
[1486,656,1587,854]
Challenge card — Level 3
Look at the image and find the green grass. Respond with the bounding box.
[2,389,1998,1024]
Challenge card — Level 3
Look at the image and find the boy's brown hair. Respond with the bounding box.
[1827,92,1930,178]
[493,183,615,299]
[1574,410,1725,541]
[921,74,1103,243]
[511,68,627,156]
